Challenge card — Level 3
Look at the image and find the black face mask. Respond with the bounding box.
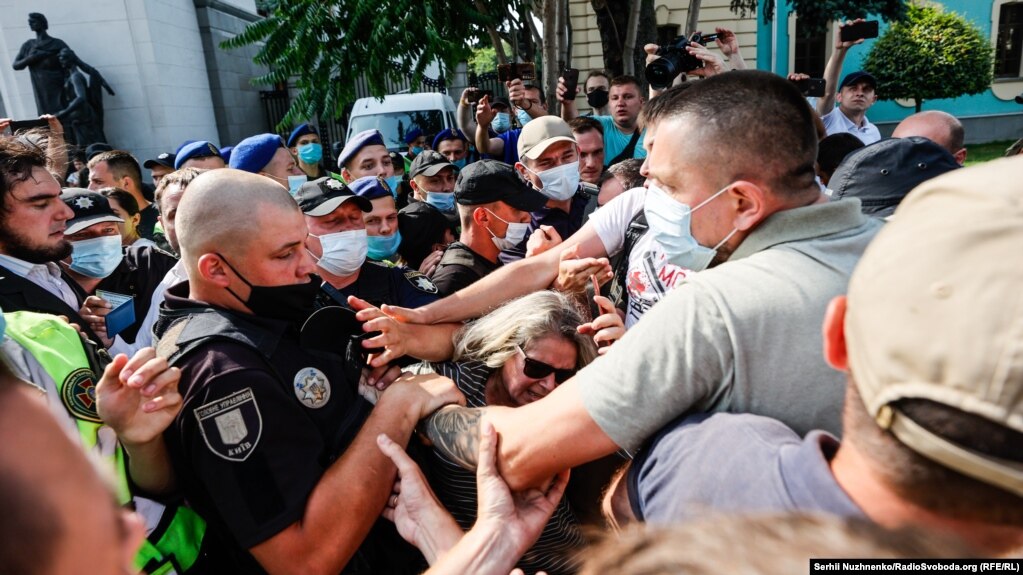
[586,88,609,109]
[217,253,321,327]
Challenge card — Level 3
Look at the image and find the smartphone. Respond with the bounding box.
[562,68,579,98]
[499,63,536,83]
[8,119,48,133]
[794,77,827,97]
[498,64,517,83]
[840,20,879,42]
[467,89,493,104]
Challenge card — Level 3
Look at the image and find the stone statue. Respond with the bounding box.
[12,13,70,116]
[56,49,110,148]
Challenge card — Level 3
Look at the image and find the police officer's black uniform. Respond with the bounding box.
[431,242,500,296]
[315,260,439,310]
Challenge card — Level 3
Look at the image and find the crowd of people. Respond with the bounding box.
[0,19,1022,575]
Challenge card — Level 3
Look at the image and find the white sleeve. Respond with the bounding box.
[589,187,647,258]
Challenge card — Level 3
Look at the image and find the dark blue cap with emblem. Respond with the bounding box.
[174,140,223,169]
[60,189,124,235]
[349,175,393,201]
[839,70,877,91]
[295,177,373,216]
[229,133,286,173]
[337,129,386,171]
[431,128,467,150]
[287,123,318,148]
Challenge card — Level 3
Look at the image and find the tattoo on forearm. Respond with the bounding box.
[422,406,484,470]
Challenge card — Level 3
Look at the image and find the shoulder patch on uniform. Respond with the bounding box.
[61,367,102,423]
[293,367,331,409]
[403,270,438,294]
[195,388,262,462]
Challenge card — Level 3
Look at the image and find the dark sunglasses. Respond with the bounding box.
[516,346,576,383]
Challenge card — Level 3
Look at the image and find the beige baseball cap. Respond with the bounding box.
[846,155,1023,497]
[517,116,577,161]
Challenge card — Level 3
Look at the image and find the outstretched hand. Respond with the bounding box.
[577,294,625,353]
[96,348,182,447]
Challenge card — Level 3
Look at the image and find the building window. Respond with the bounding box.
[657,24,681,46]
[996,2,1023,78]
[793,17,827,78]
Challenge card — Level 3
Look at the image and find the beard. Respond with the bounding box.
[0,222,72,264]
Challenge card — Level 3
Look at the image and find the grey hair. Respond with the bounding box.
[452,290,598,371]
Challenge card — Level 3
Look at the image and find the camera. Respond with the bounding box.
[646,32,718,89]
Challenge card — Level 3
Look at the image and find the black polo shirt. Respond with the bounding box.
[431,242,499,296]
[314,260,439,310]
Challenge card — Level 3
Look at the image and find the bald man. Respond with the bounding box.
[0,364,145,575]
[892,110,967,165]
[155,169,461,574]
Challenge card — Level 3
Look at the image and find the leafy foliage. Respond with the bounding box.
[469,46,499,76]
[729,0,907,37]
[223,0,494,127]
[864,2,992,111]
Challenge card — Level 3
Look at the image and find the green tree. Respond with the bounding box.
[729,0,906,37]
[863,2,993,112]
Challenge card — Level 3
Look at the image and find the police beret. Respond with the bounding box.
[431,128,467,150]
[349,175,394,201]
[174,140,223,169]
[337,130,386,170]
[404,128,423,145]
[229,133,286,173]
[287,123,318,148]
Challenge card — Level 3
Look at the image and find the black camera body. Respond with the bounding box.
[646,32,718,89]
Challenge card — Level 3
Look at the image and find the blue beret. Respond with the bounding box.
[220,145,233,164]
[174,140,222,169]
[404,128,423,145]
[287,123,318,148]
[349,175,393,200]
[174,140,197,154]
[229,133,286,173]
[432,128,467,150]
[337,130,386,170]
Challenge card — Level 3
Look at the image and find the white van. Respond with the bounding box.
[346,92,457,152]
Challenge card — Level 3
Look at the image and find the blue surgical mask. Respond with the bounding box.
[411,146,424,155]
[524,161,580,202]
[516,109,532,127]
[287,174,308,196]
[0,309,6,341]
[452,158,468,169]
[384,175,402,198]
[425,192,456,213]
[643,184,738,271]
[298,142,323,164]
[493,112,511,133]
[69,234,123,278]
[367,230,402,261]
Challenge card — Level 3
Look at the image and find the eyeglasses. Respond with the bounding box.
[515,345,576,383]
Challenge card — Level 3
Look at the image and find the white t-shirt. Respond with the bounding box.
[590,187,694,328]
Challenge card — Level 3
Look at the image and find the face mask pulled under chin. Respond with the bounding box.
[217,253,321,326]
[642,184,738,272]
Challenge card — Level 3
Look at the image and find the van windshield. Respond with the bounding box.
[349,111,445,151]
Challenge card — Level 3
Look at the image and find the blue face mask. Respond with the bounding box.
[367,230,402,261]
[411,146,424,156]
[516,109,532,127]
[384,175,402,198]
[69,234,123,278]
[0,308,6,342]
[493,112,511,133]
[425,192,456,213]
[297,142,323,164]
[452,158,468,169]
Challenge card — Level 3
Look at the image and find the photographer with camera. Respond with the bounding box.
[816,19,881,145]
[642,27,740,98]
[558,75,646,167]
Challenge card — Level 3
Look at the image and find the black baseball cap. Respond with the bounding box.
[294,177,373,216]
[839,70,877,91]
[410,150,458,178]
[143,152,175,169]
[85,143,113,161]
[61,189,124,234]
[828,137,960,218]
[454,160,547,212]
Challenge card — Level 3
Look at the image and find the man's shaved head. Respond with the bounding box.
[176,168,300,268]
[892,111,966,164]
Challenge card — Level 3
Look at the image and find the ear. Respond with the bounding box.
[197,253,232,288]
[408,178,420,193]
[340,168,352,183]
[726,180,769,232]
[954,148,967,165]
[822,295,849,371]
[472,206,490,228]
[514,162,529,180]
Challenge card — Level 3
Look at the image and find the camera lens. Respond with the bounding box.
[646,58,678,90]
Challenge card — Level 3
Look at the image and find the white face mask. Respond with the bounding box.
[484,209,530,251]
[643,183,738,271]
[524,161,580,201]
[310,229,368,276]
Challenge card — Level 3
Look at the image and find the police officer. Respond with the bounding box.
[288,123,328,179]
[156,169,462,574]
[404,150,459,224]
[295,176,441,309]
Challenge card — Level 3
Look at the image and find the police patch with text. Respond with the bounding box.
[195,388,262,462]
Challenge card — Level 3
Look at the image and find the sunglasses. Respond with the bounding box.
[515,346,576,383]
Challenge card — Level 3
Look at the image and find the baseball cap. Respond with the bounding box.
[85,143,113,161]
[349,175,394,201]
[61,189,124,235]
[410,150,458,178]
[229,134,286,173]
[287,123,318,148]
[839,70,877,91]
[846,156,1023,497]
[491,97,511,111]
[143,152,175,170]
[517,116,576,161]
[828,137,960,218]
[337,130,386,170]
[174,140,223,169]
[294,177,372,216]
[454,160,547,212]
